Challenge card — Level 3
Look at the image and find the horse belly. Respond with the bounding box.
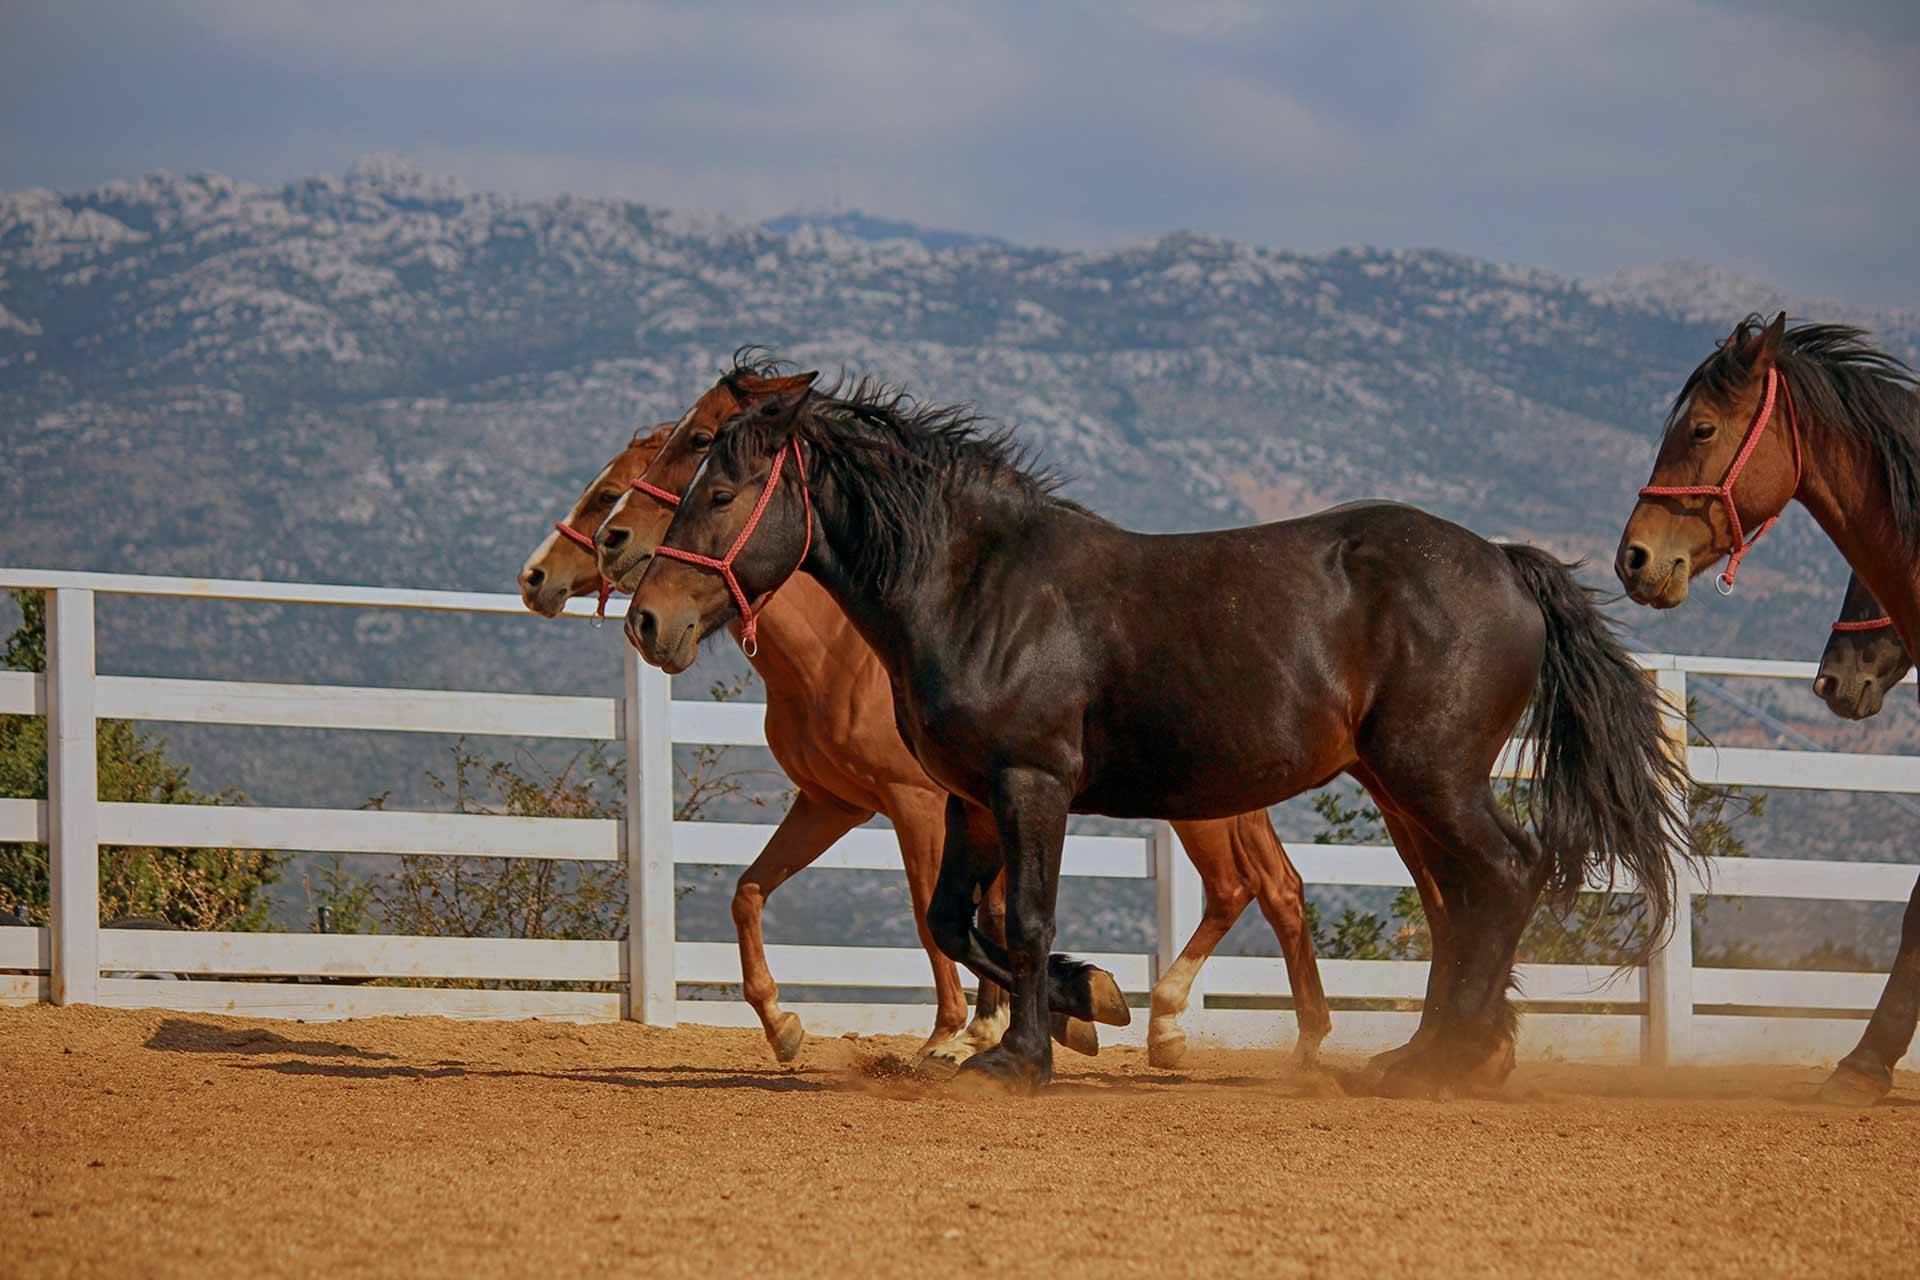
[1073,698,1353,821]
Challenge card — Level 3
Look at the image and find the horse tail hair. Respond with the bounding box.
[1501,544,1696,951]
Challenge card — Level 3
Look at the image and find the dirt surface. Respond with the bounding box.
[3,1005,1916,1279]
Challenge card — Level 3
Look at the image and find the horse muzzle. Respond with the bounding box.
[1614,541,1690,609]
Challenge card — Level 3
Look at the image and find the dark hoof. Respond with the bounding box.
[1057,959,1131,1027]
[952,1044,1050,1095]
[1051,1013,1099,1057]
[1820,1061,1891,1108]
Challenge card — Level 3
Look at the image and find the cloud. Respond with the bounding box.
[1,0,1914,302]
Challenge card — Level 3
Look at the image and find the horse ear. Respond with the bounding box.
[754,380,813,422]
[734,370,819,396]
[1732,312,1787,371]
[1756,311,1787,365]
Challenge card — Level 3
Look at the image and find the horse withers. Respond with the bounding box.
[629,378,1691,1094]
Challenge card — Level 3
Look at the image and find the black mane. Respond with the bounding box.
[712,372,1095,596]
[1672,316,1920,544]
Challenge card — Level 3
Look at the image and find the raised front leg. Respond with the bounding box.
[1822,875,1920,1106]
[956,768,1074,1094]
[731,788,870,1063]
[925,795,1129,1031]
[886,787,1004,1065]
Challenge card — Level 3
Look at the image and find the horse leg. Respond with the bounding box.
[1236,816,1334,1066]
[892,789,1039,1066]
[1822,876,1920,1105]
[926,795,1129,1029]
[731,788,870,1063]
[1351,766,1457,1072]
[956,767,1073,1093]
[1149,820,1255,1069]
[1367,778,1540,1096]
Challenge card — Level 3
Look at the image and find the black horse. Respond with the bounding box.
[628,380,1691,1093]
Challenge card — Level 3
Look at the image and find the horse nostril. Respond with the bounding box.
[601,526,630,554]
[1622,544,1651,574]
[522,567,545,591]
[635,608,659,648]
[1812,674,1837,701]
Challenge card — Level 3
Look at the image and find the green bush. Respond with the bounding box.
[0,590,278,929]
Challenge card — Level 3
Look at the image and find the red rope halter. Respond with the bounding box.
[650,439,812,658]
[548,471,690,620]
[1832,616,1896,632]
[1638,366,1802,596]
[550,519,617,618]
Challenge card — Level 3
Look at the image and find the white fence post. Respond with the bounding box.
[1644,665,1692,1067]
[623,649,676,1026]
[1151,821,1203,1015]
[46,588,99,1005]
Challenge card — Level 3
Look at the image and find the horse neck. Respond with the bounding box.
[797,475,981,678]
[729,574,861,697]
[1794,415,1920,644]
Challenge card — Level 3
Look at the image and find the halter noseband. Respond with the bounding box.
[649,438,812,658]
[550,519,617,619]
[1638,365,1802,596]
[548,465,692,621]
[1832,615,1896,633]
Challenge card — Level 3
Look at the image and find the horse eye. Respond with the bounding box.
[595,490,618,505]
[690,433,714,451]
[1690,421,1717,443]
[710,490,735,509]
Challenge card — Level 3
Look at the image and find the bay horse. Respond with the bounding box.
[592,361,1338,1069]
[1815,573,1911,721]
[628,376,1689,1093]
[529,369,1335,1067]
[1615,313,1920,1105]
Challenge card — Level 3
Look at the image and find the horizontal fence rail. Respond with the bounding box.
[0,568,1915,1069]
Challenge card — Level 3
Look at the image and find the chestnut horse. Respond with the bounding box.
[593,363,1337,1069]
[1616,313,1920,1105]
[532,371,1334,1067]
[1816,573,1911,721]
[629,376,1688,1093]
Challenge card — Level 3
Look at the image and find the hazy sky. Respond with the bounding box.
[3,0,1916,303]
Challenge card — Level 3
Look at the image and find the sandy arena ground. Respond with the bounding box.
[2,1005,1916,1279]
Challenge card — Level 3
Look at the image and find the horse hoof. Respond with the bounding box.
[1466,1038,1516,1090]
[1376,1061,1447,1100]
[1051,1013,1100,1057]
[953,1045,1049,1095]
[1082,968,1132,1028]
[1819,1063,1890,1108]
[1291,1034,1326,1071]
[1147,1027,1187,1070]
[768,1012,805,1064]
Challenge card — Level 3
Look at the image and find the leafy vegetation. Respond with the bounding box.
[0,590,278,929]
[303,675,793,946]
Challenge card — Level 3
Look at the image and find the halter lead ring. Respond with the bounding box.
[650,439,813,658]
[1638,366,1801,596]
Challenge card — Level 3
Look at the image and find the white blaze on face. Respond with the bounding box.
[522,458,616,589]
[601,403,702,551]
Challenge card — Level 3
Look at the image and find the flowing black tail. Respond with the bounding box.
[1501,545,1696,948]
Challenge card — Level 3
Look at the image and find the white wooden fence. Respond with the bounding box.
[0,568,1915,1068]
